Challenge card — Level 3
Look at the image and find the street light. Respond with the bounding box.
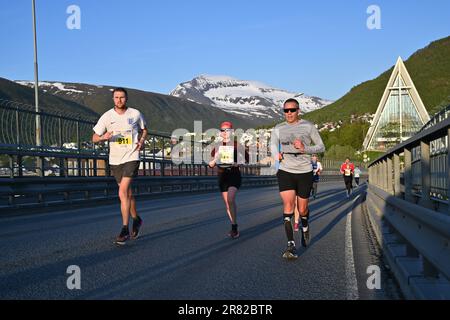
[32,0,41,147]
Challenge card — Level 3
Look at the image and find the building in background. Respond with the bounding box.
[363,57,430,151]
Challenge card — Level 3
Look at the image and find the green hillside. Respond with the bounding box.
[304,36,450,125]
[303,36,450,159]
[0,78,98,120]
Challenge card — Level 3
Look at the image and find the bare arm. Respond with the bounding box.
[135,127,148,151]
[92,131,113,143]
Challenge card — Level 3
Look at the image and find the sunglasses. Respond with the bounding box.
[283,108,299,113]
[220,128,232,132]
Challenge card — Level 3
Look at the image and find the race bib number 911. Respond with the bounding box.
[114,130,133,149]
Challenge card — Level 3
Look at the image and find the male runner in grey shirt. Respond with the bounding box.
[271,98,325,259]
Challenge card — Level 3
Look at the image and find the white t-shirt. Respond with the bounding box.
[354,168,361,178]
[313,161,323,175]
[93,108,147,165]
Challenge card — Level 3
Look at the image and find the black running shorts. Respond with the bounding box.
[277,169,314,199]
[218,167,242,192]
[110,161,140,184]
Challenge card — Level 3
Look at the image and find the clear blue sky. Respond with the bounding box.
[0,0,449,100]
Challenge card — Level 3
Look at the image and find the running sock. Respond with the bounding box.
[132,216,140,221]
[232,224,238,231]
[301,209,309,231]
[301,217,309,231]
[283,213,294,242]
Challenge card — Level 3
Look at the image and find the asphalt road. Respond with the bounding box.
[0,181,402,300]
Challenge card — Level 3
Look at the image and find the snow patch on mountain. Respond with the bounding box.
[170,75,332,120]
[15,81,84,94]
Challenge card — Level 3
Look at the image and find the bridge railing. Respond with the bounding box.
[368,116,450,211]
[367,116,450,299]
[0,100,269,178]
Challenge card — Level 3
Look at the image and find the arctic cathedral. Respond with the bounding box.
[363,57,430,152]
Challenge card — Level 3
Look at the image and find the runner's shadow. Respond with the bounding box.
[297,192,363,257]
[136,202,281,243]
[77,216,282,299]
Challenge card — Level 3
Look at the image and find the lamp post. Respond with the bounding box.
[32,0,43,177]
[32,0,41,148]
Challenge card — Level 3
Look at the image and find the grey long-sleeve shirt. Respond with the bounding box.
[271,119,325,174]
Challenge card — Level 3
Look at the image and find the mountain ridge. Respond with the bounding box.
[170,74,332,121]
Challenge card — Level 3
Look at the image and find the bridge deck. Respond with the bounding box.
[0,182,401,299]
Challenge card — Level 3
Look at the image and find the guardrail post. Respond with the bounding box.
[374,163,378,187]
[59,157,65,177]
[378,160,384,189]
[420,140,433,209]
[38,156,44,177]
[373,163,376,187]
[423,257,439,278]
[376,162,380,188]
[394,153,401,197]
[448,128,450,214]
[404,147,413,202]
[398,234,420,258]
[378,160,384,190]
[381,159,387,191]
[387,156,394,195]
[9,155,14,178]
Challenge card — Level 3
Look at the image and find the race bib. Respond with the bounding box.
[218,146,234,165]
[113,130,133,149]
[344,169,351,176]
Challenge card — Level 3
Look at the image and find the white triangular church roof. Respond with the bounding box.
[363,57,430,151]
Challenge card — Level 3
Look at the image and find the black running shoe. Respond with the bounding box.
[228,229,240,239]
[131,216,143,240]
[115,226,130,245]
[282,243,298,259]
[301,227,310,248]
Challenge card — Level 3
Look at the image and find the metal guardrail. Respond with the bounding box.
[0,173,350,212]
[0,100,269,178]
[369,116,450,212]
[0,175,278,212]
[367,115,450,299]
[420,104,450,133]
[366,184,450,299]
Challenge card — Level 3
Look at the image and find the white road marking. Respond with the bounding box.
[345,194,360,300]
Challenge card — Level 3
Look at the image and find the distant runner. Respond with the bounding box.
[340,158,355,198]
[354,165,362,186]
[310,154,323,200]
[92,88,148,245]
[209,121,249,239]
[272,98,325,259]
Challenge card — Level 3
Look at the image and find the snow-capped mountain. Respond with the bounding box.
[170,75,332,120]
[10,79,257,131]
